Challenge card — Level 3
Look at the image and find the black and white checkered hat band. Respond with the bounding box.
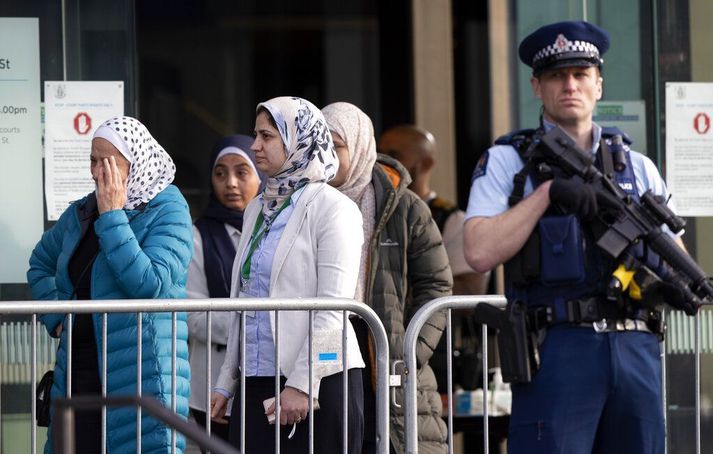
[533,39,599,65]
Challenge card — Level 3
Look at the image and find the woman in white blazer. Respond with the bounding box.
[210,96,365,454]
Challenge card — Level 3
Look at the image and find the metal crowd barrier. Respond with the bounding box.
[0,297,390,454]
[402,295,507,454]
[662,307,713,454]
[52,395,237,454]
[402,295,712,454]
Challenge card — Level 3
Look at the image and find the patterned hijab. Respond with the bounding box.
[257,96,338,224]
[321,102,378,303]
[93,116,175,210]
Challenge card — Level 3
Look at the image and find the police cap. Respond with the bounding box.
[519,21,610,75]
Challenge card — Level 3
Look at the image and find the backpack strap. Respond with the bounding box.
[495,128,544,207]
[599,137,615,178]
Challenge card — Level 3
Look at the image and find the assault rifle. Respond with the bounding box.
[536,126,713,313]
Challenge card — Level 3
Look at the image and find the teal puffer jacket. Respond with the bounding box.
[27,185,193,453]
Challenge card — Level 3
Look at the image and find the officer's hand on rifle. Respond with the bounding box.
[549,178,598,220]
[643,281,700,316]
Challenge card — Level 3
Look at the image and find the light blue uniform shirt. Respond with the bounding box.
[465,120,675,221]
[239,187,305,377]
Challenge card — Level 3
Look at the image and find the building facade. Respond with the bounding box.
[1,0,711,452]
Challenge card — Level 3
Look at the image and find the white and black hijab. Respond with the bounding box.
[257,96,338,225]
[92,116,176,210]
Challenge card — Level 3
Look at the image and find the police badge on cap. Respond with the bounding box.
[518,21,610,75]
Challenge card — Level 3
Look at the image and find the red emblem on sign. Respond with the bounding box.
[74,112,92,135]
[694,112,710,134]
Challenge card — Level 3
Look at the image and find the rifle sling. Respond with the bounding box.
[599,137,615,178]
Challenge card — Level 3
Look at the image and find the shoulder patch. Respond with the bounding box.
[471,151,489,183]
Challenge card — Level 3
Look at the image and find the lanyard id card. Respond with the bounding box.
[240,198,292,282]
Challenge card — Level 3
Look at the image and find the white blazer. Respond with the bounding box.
[215,182,366,397]
[186,224,238,414]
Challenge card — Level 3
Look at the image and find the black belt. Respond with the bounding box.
[527,297,664,337]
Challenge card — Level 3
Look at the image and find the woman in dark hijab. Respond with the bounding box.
[187,135,266,446]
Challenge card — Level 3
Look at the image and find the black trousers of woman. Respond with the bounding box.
[228,370,364,454]
[71,313,103,453]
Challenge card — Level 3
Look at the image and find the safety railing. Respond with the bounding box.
[402,295,507,454]
[661,307,713,454]
[0,321,57,384]
[52,395,238,454]
[0,298,390,454]
[403,296,712,454]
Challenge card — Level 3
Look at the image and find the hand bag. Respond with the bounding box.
[36,369,54,427]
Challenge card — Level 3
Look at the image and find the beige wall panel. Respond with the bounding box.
[412,0,457,201]
[488,0,513,140]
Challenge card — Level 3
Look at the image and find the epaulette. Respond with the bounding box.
[494,128,538,148]
[601,126,633,145]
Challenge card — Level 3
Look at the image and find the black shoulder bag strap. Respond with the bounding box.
[598,137,615,178]
[508,129,545,207]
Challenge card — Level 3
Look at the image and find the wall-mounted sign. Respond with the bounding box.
[0,18,42,283]
[44,81,124,220]
[593,100,647,155]
[665,82,713,217]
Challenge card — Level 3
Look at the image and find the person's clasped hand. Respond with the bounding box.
[96,156,128,214]
[549,178,598,220]
[265,386,309,426]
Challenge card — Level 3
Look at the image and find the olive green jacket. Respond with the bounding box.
[367,155,453,454]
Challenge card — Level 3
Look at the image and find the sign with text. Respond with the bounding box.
[665,82,713,217]
[0,18,42,283]
[44,81,123,220]
[593,100,647,155]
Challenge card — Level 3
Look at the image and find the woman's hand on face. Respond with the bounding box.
[96,156,128,214]
[265,386,309,425]
[210,392,229,424]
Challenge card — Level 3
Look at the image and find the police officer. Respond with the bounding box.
[463,21,685,453]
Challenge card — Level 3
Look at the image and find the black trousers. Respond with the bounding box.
[228,371,364,454]
[351,317,397,454]
[72,314,102,453]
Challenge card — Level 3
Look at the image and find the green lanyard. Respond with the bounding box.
[240,198,292,281]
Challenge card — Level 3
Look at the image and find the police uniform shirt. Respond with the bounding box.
[465,120,676,227]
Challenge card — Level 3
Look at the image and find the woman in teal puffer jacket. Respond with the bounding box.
[27,116,193,453]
